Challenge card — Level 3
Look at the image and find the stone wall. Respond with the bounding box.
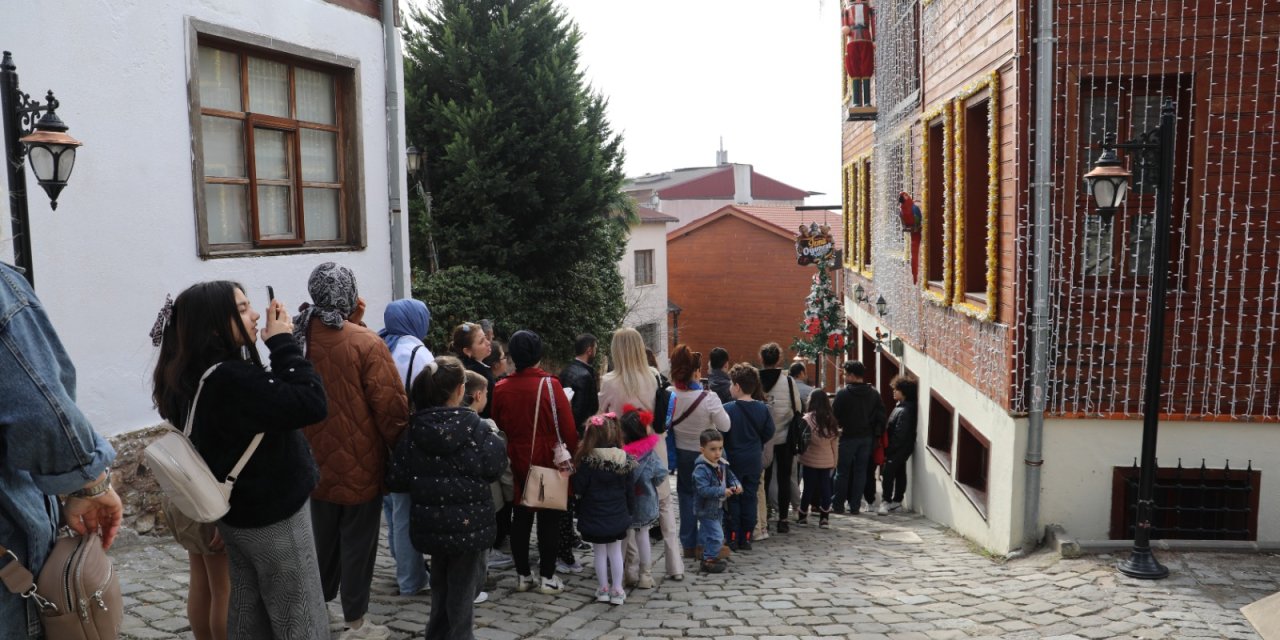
[108,425,172,538]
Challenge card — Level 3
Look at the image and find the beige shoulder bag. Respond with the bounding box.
[521,378,570,510]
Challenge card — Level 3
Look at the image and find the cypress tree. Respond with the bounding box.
[404,0,630,360]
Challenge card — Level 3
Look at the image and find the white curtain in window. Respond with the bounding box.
[296,69,335,125]
[206,184,249,244]
[248,57,289,117]
[304,189,340,240]
[300,129,337,183]
[202,116,245,178]
[198,47,241,111]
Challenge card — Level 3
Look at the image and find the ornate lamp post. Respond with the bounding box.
[2,52,83,286]
[1082,98,1176,580]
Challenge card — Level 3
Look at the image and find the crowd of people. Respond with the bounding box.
[0,259,920,640]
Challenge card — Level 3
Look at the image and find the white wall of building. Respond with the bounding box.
[1041,418,1280,543]
[0,1,403,436]
[619,221,669,371]
[846,299,1025,554]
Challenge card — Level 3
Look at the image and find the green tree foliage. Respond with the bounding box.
[403,0,630,361]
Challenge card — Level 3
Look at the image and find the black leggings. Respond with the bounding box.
[511,506,562,579]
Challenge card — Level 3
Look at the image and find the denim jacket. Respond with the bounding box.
[0,263,115,638]
[692,454,740,519]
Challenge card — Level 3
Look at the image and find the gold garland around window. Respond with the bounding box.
[857,153,873,277]
[919,100,954,306]
[842,161,855,269]
[952,70,1001,323]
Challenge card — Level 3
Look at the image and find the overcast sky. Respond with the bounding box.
[404,0,844,204]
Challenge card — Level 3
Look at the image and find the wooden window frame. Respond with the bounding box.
[188,19,365,258]
[856,154,873,275]
[926,390,954,472]
[920,101,953,304]
[954,416,990,519]
[952,71,1001,322]
[842,161,856,270]
[634,249,655,287]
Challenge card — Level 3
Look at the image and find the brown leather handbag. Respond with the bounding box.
[0,532,122,639]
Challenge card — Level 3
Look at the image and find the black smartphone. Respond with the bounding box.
[267,286,275,309]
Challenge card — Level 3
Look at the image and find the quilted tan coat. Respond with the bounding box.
[303,319,408,504]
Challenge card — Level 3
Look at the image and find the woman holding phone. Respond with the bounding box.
[152,281,330,638]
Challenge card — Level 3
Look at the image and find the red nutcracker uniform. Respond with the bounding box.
[843,1,875,107]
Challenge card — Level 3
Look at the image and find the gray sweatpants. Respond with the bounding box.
[311,496,382,623]
[218,502,328,639]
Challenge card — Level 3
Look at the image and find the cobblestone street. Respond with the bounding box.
[110,504,1279,640]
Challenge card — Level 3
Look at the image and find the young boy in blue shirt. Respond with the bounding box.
[693,429,742,573]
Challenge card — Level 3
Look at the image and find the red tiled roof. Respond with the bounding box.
[636,205,678,223]
[668,204,844,252]
[625,165,811,201]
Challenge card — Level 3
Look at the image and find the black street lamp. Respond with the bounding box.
[2,52,83,286]
[1083,97,1176,581]
[854,282,868,302]
[405,145,438,273]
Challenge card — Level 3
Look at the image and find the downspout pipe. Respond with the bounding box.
[1024,0,1055,550]
[383,0,408,299]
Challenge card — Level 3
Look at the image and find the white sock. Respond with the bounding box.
[608,540,624,592]
[594,543,609,590]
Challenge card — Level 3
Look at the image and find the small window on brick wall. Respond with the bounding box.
[955,417,990,518]
[923,118,947,286]
[927,391,954,470]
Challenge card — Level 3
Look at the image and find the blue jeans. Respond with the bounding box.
[385,492,428,595]
[675,448,701,550]
[833,437,873,512]
[800,466,835,513]
[724,471,760,541]
[697,516,723,561]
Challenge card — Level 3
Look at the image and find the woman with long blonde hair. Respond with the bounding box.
[599,328,684,583]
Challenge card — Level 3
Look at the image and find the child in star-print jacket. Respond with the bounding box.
[391,356,507,637]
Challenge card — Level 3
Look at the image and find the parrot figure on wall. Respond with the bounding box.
[899,191,922,282]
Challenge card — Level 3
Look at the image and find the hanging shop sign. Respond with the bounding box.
[796,222,835,266]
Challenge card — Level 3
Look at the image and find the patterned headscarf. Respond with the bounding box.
[293,262,358,350]
[379,298,430,351]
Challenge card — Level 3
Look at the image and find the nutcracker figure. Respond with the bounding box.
[842,0,875,110]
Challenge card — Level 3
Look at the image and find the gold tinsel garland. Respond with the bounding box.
[842,161,855,269]
[858,153,873,277]
[919,100,953,305]
[952,70,1001,323]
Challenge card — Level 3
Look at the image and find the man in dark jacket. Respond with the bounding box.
[559,334,599,434]
[831,360,886,514]
[707,347,732,403]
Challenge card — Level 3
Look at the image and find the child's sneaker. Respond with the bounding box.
[700,559,727,574]
[537,576,565,595]
[608,589,626,605]
[516,574,535,592]
[557,558,584,574]
[796,511,809,526]
[595,587,611,603]
[738,536,752,551]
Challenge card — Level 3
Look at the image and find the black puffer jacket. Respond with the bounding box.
[396,407,508,556]
[572,447,637,540]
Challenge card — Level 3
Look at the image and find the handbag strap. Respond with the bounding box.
[530,376,544,458]
[787,376,801,418]
[671,391,709,428]
[183,362,264,485]
[529,377,564,461]
[0,542,37,599]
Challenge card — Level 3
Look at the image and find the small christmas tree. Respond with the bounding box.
[792,252,848,365]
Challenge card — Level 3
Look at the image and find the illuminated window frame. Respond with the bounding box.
[919,100,953,305]
[952,70,1001,322]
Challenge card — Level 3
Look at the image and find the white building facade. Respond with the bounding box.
[1,0,410,437]
[619,207,676,371]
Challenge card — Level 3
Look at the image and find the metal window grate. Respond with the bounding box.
[1110,460,1261,541]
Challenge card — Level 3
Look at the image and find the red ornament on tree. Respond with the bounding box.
[827,333,846,351]
[805,316,822,337]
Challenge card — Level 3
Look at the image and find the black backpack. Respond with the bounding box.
[784,378,811,455]
[652,375,672,433]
